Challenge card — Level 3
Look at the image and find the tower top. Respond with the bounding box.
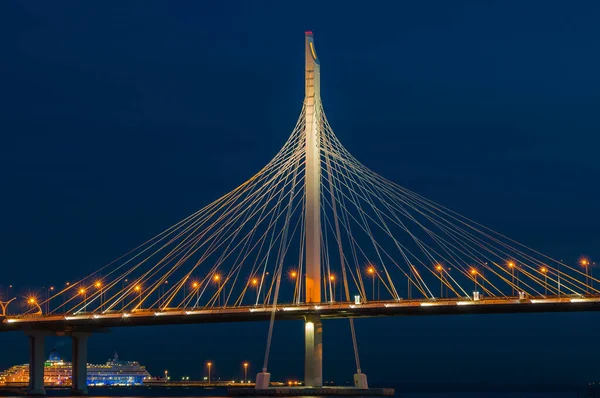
[305,31,319,67]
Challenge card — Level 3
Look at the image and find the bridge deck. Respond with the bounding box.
[2,296,600,333]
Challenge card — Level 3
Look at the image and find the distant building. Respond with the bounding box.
[0,350,151,386]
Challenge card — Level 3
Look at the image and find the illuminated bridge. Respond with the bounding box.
[1,32,597,395]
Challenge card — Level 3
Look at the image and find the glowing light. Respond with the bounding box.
[134,285,141,292]
[192,282,199,289]
[435,264,443,272]
[329,275,336,281]
[580,257,591,267]
[94,281,102,288]
[507,261,515,268]
[470,269,477,275]
[79,288,86,295]
[290,270,298,278]
[367,266,375,275]
[28,297,36,304]
[251,278,258,286]
[540,267,548,274]
[214,274,221,282]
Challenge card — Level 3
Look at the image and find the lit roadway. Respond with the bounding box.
[2,296,600,333]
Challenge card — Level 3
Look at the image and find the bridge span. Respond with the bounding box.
[6,31,598,395]
[3,295,600,333]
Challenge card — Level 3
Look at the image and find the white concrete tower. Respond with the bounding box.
[304,30,323,388]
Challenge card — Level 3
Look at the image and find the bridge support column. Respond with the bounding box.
[71,333,90,396]
[304,314,322,387]
[26,331,47,396]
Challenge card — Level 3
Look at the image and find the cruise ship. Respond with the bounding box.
[0,350,151,386]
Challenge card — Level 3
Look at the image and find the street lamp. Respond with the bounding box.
[507,260,516,295]
[4,284,13,301]
[540,267,548,295]
[207,362,212,385]
[214,274,221,306]
[94,281,103,311]
[435,264,444,298]
[329,274,336,302]
[470,268,478,292]
[243,362,249,383]
[367,266,375,301]
[134,285,142,308]
[160,280,168,308]
[46,286,54,314]
[251,278,259,304]
[580,257,591,292]
[79,288,87,309]
[192,281,200,307]
[62,282,69,310]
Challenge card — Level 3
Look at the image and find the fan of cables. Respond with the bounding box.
[37,103,598,316]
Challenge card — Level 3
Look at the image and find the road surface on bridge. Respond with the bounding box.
[3,295,600,333]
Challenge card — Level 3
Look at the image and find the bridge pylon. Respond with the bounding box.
[303,30,323,388]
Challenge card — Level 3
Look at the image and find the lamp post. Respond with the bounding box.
[207,362,212,385]
[63,282,70,311]
[541,267,548,295]
[470,268,478,292]
[214,275,221,306]
[580,258,591,292]
[192,281,200,307]
[5,284,12,301]
[46,286,54,314]
[507,261,516,296]
[251,278,259,304]
[94,281,102,311]
[134,285,142,308]
[329,274,336,302]
[79,288,87,309]
[367,266,375,301]
[289,270,298,303]
[263,272,269,303]
[160,280,168,308]
[243,362,248,383]
[435,264,444,298]
[121,279,128,309]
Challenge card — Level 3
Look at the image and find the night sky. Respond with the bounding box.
[2,1,600,385]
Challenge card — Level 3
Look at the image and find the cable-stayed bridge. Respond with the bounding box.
[1,32,598,395]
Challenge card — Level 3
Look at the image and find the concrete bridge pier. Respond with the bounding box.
[304,314,323,387]
[71,333,90,395]
[26,331,48,396]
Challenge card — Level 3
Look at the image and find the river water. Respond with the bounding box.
[1,386,593,398]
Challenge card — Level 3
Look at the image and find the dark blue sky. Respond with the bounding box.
[1,1,600,385]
